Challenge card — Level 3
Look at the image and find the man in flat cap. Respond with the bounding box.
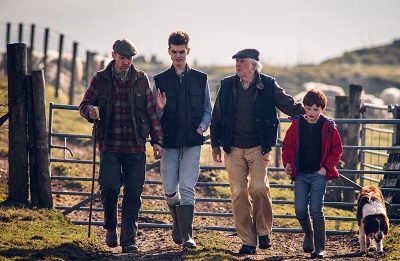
[152,31,212,249]
[79,38,163,253]
[210,48,304,254]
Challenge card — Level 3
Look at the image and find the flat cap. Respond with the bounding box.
[113,38,137,57]
[232,48,260,61]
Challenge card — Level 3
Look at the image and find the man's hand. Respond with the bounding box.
[153,144,163,160]
[156,88,167,112]
[263,151,271,162]
[212,147,222,163]
[197,127,204,135]
[89,106,100,120]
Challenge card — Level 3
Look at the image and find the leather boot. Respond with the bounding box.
[311,218,325,258]
[176,204,196,248]
[298,217,314,253]
[168,204,182,244]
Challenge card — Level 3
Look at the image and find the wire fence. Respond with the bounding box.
[0,22,101,61]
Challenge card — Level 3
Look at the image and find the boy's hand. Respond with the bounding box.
[317,167,327,176]
[285,163,292,175]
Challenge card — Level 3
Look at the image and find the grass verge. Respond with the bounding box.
[0,203,107,261]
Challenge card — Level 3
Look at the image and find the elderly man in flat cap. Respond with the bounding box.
[210,48,304,254]
[79,38,164,253]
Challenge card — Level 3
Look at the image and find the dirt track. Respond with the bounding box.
[0,155,385,260]
[96,228,384,260]
[79,169,384,261]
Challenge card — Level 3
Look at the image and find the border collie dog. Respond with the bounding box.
[356,185,389,253]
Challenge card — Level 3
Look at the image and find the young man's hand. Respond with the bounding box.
[153,144,163,159]
[156,88,167,113]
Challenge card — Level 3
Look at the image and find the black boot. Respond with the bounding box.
[311,218,325,258]
[176,205,196,248]
[298,217,314,253]
[167,204,182,244]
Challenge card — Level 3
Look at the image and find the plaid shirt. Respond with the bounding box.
[80,63,163,153]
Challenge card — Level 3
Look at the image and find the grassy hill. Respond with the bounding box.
[262,39,400,96]
[323,39,400,65]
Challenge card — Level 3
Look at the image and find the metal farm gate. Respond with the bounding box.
[48,102,400,235]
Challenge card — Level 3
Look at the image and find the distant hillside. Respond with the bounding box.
[1,38,399,101]
[267,39,400,96]
[322,39,400,65]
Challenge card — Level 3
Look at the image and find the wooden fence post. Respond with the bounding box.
[69,42,78,105]
[335,96,349,139]
[85,51,91,87]
[55,34,64,98]
[100,59,105,70]
[6,23,11,45]
[7,43,28,204]
[18,23,23,43]
[30,24,35,53]
[85,51,97,87]
[32,70,53,208]
[346,84,363,202]
[327,96,349,202]
[26,75,39,206]
[4,23,11,74]
[26,74,39,206]
[27,24,35,73]
[43,28,49,81]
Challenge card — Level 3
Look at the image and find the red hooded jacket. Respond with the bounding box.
[282,114,343,181]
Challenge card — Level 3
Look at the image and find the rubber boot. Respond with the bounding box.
[298,217,314,253]
[311,218,325,259]
[176,204,196,248]
[168,204,182,244]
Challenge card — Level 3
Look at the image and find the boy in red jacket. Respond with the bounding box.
[282,89,343,259]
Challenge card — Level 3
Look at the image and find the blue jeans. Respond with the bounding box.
[294,172,327,220]
[98,151,145,246]
[160,146,201,206]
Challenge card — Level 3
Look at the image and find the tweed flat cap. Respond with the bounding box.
[113,38,137,57]
[232,48,260,61]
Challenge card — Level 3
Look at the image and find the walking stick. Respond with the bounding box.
[88,107,100,237]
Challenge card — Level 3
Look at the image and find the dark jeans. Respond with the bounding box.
[98,151,146,246]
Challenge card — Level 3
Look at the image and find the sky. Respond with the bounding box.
[0,0,399,67]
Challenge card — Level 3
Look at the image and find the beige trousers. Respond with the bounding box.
[224,146,273,247]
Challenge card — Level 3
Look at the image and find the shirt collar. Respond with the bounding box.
[237,71,264,90]
[112,65,131,82]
